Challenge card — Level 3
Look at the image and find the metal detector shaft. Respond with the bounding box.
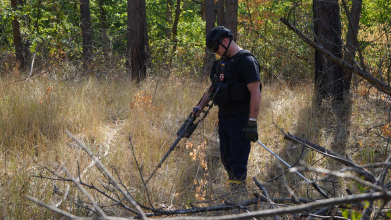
[146,88,218,185]
[256,140,329,198]
[257,141,310,183]
[145,135,183,184]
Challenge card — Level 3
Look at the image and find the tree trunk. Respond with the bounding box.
[171,0,181,53]
[99,0,111,58]
[166,0,173,39]
[11,0,25,69]
[80,0,93,70]
[141,0,150,59]
[202,0,216,77]
[200,5,206,21]
[313,0,343,102]
[127,0,149,83]
[35,0,41,35]
[225,0,238,41]
[216,0,224,26]
[342,0,362,93]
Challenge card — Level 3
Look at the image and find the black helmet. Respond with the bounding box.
[206,26,233,53]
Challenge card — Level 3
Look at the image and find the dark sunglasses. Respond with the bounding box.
[210,38,225,53]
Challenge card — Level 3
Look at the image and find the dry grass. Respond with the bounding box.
[0,72,390,218]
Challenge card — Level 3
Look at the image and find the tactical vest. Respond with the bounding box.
[209,50,262,106]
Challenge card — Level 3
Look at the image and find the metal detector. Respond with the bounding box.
[255,140,330,199]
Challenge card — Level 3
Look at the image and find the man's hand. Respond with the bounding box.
[246,120,258,142]
[193,106,202,117]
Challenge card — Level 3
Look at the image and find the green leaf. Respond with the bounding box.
[342,209,349,218]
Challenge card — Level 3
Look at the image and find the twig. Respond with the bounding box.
[253,177,280,220]
[25,195,78,219]
[34,168,137,213]
[128,135,154,209]
[307,213,347,219]
[161,191,391,220]
[275,123,376,183]
[330,205,338,220]
[279,161,301,204]
[29,52,36,77]
[151,77,160,105]
[65,129,147,220]
[373,200,388,220]
[358,123,387,136]
[291,167,384,192]
[361,142,391,219]
[263,146,306,184]
[61,166,107,217]
[54,184,70,208]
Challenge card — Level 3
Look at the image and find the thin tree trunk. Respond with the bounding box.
[127,0,149,83]
[11,0,25,69]
[35,0,41,35]
[166,0,172,39]
[202,0,216,77]
[80,0,93,70]
[171,0,181,53]
[99,0,110,58]
[225,0,238,41]
[342,0,362,94]
[216,0,224,27]
[313,0,343,102]
[141,0,149,60]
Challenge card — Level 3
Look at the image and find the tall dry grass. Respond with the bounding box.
[0,72,390,218]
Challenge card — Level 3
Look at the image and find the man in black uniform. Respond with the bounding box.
[194,26,261,195]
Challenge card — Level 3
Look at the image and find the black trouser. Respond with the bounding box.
[218,114,251,182]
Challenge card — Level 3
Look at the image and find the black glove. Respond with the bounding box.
[246,120,258,142]
[193,107,201,117]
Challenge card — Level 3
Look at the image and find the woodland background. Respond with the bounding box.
[1,0,391,219]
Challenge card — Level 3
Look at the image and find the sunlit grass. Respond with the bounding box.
[0,71,390,218]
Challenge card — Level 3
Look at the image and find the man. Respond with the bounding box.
[194,26,261,195]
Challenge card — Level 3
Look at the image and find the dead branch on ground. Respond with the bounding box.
[27,128,391,220]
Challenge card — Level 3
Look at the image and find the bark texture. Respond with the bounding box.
[127,0,149,83]
[11,0,25,68]
[80,0,93,69]
[216,0,225,26]
[225,0,238,41]
[166,0,172,39]
[313,0,343,102]
[99,0,111,58]
[342,0,362,92]
[171,0,181,53]
[202,0,216,76]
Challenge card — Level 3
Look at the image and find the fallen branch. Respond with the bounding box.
[253,177,280,220]
[291,167,383,192]
[162,191,391,220]
[275,124,376,183]
[34,166,138,213]
[26,195,78,219]
[65,129,147,220]
[62,166,107,217]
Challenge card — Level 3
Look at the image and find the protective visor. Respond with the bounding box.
[209,38,225,53]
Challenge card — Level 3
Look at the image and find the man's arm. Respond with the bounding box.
[194,87,212,117]
[247,81,261,120]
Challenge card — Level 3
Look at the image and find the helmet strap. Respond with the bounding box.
[220,38,232,58]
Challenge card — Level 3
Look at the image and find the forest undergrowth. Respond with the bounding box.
[0,70,390,219]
